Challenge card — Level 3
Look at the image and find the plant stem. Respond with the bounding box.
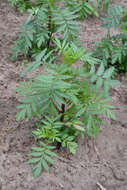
[60,104,65,122]
[57,103,65,149]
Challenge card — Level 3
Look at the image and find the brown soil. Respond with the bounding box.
[0,0,127,189]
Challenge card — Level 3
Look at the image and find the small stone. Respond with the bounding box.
[121,123,127,128]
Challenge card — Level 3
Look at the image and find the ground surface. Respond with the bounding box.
[0,0,127,189]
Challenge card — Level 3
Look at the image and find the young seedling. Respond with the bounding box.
[16,40,120,177]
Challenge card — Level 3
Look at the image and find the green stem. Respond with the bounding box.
[47,7,54,48]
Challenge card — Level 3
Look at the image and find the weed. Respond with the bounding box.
[16,41,120,177]
[11,0,80,63]
[8,0,121,178]
[94,5,127,74]
[8,0,32,13]
[64,0,99,19]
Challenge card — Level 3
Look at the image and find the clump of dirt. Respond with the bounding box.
[0,0,127,190]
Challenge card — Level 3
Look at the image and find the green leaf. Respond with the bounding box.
[33,161,42,178]
[106,109,116,120]
[44,155,56,166]
[31,147,43,151]
[103,67,114,78]
[76,107,85,117]
[109,80,120,86]
[73,124,85,132]
[29,152,43,157]
[86,116,99,138]
[96,78,103,89]
[45,150,57,157]
[100,97,111,103]
[16,109,26,120]
[91,74,97,82]
[42,159,49,172]
[97,63,105,76]
[71,95,79,105]
[68,142,78,154]
[28,158,41,164]
[104,80,110,94]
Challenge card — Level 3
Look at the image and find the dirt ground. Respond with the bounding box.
[0,0,127,189]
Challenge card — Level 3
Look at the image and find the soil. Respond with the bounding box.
[0,0,127,189]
